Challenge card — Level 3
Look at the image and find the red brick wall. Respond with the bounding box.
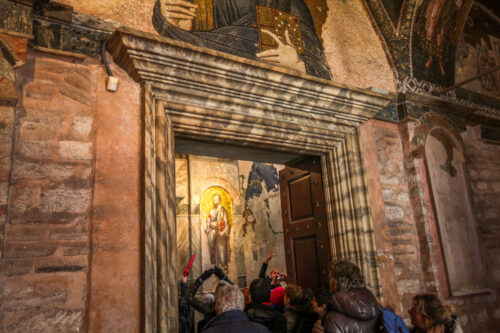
[0,49,142,332]
[362,119,500,332]
[1,52,96,332]
[361,120,425,316]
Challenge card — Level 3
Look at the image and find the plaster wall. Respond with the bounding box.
[88,52,142,332]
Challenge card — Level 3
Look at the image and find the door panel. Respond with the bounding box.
[280,164,331,291]
[293,236,321,291]
[289,176,313,220]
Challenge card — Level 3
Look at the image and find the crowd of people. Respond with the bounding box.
[179,253,462,333]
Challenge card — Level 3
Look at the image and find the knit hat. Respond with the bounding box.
[270,286,285,307]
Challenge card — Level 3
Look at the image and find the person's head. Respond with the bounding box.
[213,194,221,208]
[215,284,244,314]
[194,293,216,313]
[270,269,280,280]
[329,260,364,292]
[408,294,456,330]
[311,289,330,315]
[284,284,306,307]
[249,278,271,304]
[270,286,285,307]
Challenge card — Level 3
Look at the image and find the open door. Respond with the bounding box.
[279,158,331,291]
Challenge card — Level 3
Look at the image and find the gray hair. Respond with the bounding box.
[215,284,244,313]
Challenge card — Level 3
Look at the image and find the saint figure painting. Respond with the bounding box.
[201,187,233,270]
[152,0,332,80]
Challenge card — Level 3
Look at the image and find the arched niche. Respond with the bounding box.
[412,113,491,296]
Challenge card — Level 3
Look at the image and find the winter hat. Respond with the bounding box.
[270,286,285,307]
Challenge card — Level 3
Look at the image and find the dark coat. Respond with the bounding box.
[246,303,287,333]
[323,287,381,333]
[284,303,318,333]
[201,310,270,333]
[179,282,194,333]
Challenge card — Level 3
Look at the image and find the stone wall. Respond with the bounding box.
[460,125,500,331]
[361,119,425,316]
[0,105,15,263]
[362,119,500,332]
[1,51,97,332]
[0,48,141,332]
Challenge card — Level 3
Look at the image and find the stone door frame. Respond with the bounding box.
[108,27,393,332]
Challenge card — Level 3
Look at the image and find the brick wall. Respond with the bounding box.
[0,105,15,262]
[361,120,425,316]
[362,119,500,332]
[0,51,97,332]
[460,125,500,331]
[0,48,142,332]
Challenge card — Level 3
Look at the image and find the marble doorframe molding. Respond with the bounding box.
[108,27,393,332]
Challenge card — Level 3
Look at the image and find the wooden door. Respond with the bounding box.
[279,163,331,291]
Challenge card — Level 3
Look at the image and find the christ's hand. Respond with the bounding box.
[256,29,306,74]
[160,0,198,31]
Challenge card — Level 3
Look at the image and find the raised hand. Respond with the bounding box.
[264,252,274,264]
[160,0,198,31]
[256,29,306,74]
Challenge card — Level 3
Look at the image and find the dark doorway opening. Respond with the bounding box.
[175,140,331,317]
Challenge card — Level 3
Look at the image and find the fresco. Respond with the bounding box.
[152,0,332,79]
[175,155,285,290]
[455,3,500,97]
[239,161,286,284]
[411,0,472,86]
[200,187,233,271]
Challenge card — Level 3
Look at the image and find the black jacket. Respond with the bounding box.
[179,282,194,333]
[186,269,233,331]
[201,310,270,333]
[284,303,318,333]
[323,287,381,333]
[245,303,287,333]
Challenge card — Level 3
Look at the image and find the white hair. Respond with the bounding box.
[215,284,244,313]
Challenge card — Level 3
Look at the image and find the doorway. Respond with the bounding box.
[175,141,330,299]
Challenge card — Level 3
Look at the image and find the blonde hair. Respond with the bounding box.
[411,294,456,325]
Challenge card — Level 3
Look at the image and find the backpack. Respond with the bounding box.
[379,308,410,333]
